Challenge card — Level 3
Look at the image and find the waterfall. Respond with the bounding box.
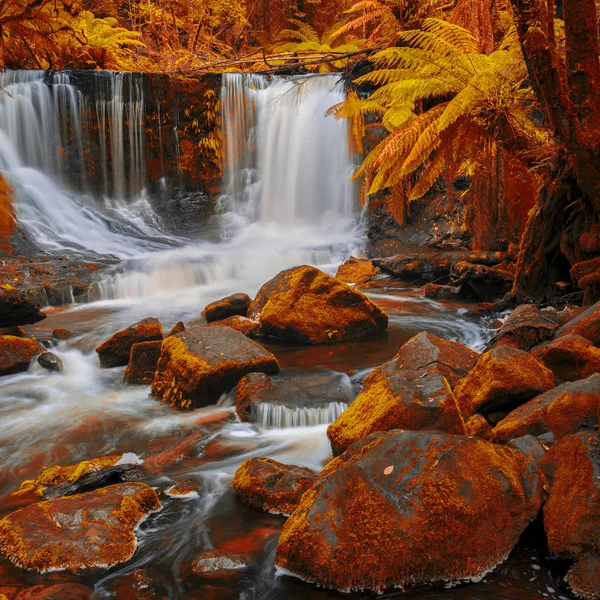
[254,402,349,429]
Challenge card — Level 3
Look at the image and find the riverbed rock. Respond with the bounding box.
[422,283,462,300]
[540,431,600,558]
[567,552,600,600]
[191,549,250,579]
[0,483,161,571]
[96,318,163,369]
[453,346,555,417]
[166,477,204,498]
[491,375,600,444]
[0,336,44,377]
[232,457,317,516]
[37,352,63,373]
[327,371,464,456]
[250,266,388,344]
[487,304,559,352]
[0,285,46,328]
[151,326,279,409]
[556,300,600,345]
[235,372,354,425]
[123,340,162,385]
[335,257,378,285]
[13,583,93,599]
[52,328,72,341]
[533,334,600,382]
[202,293,251,323]
[276,430,543,593]
[451,262,514,302]
[207,315,261,338]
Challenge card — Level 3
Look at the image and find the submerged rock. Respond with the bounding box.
[37,352,63,373]
[202,293,251,323]
[12,583,93,599]
[96,317,163,369]
[556,300,600,345]
[0,483,161,571]
[233,457,317,516]
[251,266,388,344]
[151,325,279,409]
[533,334,600,382]
[192,549,250,579]
[0,336,44,377]
[123,340,162,385]
[276,430,543,593]
[52,328,73,341]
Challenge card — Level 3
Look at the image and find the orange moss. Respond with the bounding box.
[534,334,600,381]
[335,257,378,285]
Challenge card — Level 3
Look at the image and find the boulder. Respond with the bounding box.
[191,550,250,579]
[276,430,543,593]
[0,483,161,571]
[556,300,600,345]
[37,352,63,373]
[13,583,93,599]
[251,266,388,345]
[123,340,162,385]
[202,293,251,323]
[533,334,600,382]
[327,371,465,456]
[506,435,547,462]
[453,346,554,417]
[166,477,204,497]
[491,375,600,444]
[151,326,279,409]
[465,413,492,438]
[232,457,317,516]
[540,431,600,558]
[0,285,45,328]
[451,262,514,302]
[166,321,185,337]
[0,336,44,377]
[207,315,261,338]
[335,257,378,285]
[567,552,600,600]
[96,318,163,369]
[235,372,354,426]
[487,304,558,352]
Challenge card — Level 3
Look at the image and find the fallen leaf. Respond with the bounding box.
[384,465,394,475]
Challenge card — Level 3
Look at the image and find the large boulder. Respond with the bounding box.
[556,300,600,345]
[202,293,251,323]
[0,336,44,377]
[232,457,317,516]
[0,483,161,571]
[276,430,543,593]
[250,266,388,345]
[533,334,600,382]
[96,318,163,369]
[491,375,600,444]
[151,326,279,409]
[123,340,162,385]
[453,346,555,417]
[327,371,464,456]
[0,285,46,328]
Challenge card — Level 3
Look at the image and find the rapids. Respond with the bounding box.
[0,71,574,599]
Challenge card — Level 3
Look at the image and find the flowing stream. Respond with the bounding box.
[0,71,573,599]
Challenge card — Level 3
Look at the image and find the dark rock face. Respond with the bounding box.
[556,300,600,345]
[0,285,45,328]
[0,483,161,571]
[96,318,163,369]
[0,336,44,377]
[533,334,600,382]
[276,430,543,593]
[202,293,251,323]
[123,340,163,385]
[506,435,547,461]
[567,552,600,600]
[37,352,63,373]
[451,261,514,302]
[232,457,317,516]
[151,326,279,409]
[251,266,388,345]
[191,550,250,579]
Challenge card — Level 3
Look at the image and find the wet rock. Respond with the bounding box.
[235,372,354,425]
[506,435,547,461]
[276,430,543,593]
[0,336,44,377]
[0,285,46,328]
[98,568,170,600]
[144,432,207,473]
[451,262,514,302]
[335,257,378,285]
[540,431,600,558]
[422,283,462,300]
[0,326,26,337]
[166,321,185,337]
[487,304,558,352]
[52,328,72,341]
[207,315,261,338]
[191,549,250,579]
[251,266,388,345]
[151,326,279,409]
[567,552,600,600]
[556,300,600,345]
[491,375,600,444]
[232,457,317,516]
[327,371,464,456]
[533,334,600,382]
[96,318,163,369]
[465,413,492,438]
[0,483,161,571]
[123,340,162,385]
[13,583,92,599]
[453,346,555,417]
[202,293,251,323]
[166,477,204,497]
[37,352,63,373]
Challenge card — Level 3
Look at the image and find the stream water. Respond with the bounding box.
[0,71,574,599]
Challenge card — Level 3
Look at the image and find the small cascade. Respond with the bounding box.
[254,401,349,428]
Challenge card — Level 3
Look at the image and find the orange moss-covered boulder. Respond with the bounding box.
[567,552,600,600]
[151,326,279,409]
[166,478,204,498]
[276,430,543,593]
[453,346,554,416]
[556,300,600,345]
[96,318,163,368]
[375,332,479,387]
[335,257,378,285]
[13,583,93,599]
[327,371,464,456]
[191,550,250,579]
[0,285,45,328]
[123,340,162,385]
[207,315,261,338]
[465,413,493,438]
[232,457,317,516]
[252,266,388,344]
[533,334,600,382]
[0,336,44,377]
[202,293,251,323]
[491,375,600,444]
[0,483,161,571]
[540,431,600,558]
